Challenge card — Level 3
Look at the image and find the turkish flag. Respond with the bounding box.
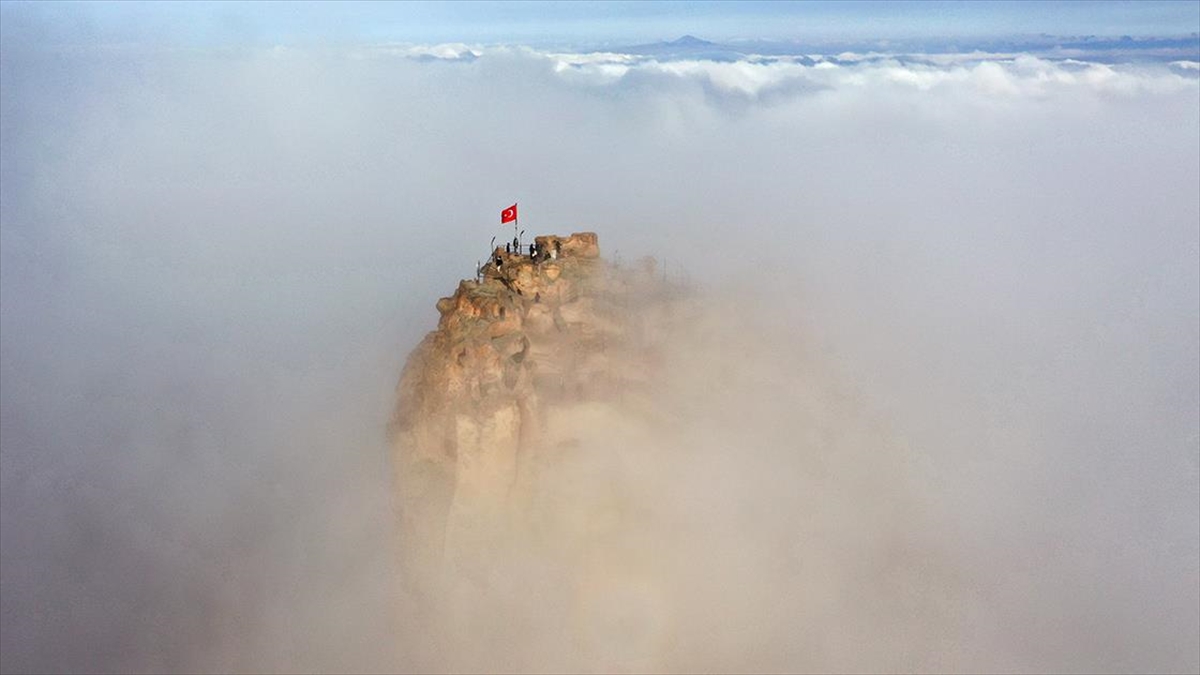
[500,204,518,224]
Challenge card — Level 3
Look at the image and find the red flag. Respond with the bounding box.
[500,203,518,224]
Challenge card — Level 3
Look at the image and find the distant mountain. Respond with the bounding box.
[668,35,715,48]
[615,35,748,61]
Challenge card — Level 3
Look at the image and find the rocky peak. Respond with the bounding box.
[390,231,681,590]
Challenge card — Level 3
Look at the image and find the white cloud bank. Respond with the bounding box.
[534,48,1200,97]
[1,37,1197,673]
[354,43,1200,99]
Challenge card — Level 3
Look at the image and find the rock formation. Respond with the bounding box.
[387,232,946,673]
[389,233,682,605]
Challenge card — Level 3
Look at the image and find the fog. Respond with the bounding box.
[1,19,1198,675]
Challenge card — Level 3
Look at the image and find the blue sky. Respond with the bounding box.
[3,0,1199,48]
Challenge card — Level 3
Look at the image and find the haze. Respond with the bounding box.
[2,2,1198,673]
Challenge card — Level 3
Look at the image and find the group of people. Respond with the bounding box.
[499,238,561,263]
[480,237,563,281]
[529,239,562,262]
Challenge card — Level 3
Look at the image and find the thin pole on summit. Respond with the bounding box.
[501,203,519,250]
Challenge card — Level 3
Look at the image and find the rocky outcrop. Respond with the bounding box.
[389,233,677,588]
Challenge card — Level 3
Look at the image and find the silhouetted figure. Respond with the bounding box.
[495,253,503,268]
[513,236,519,253]
[506,242,511,254]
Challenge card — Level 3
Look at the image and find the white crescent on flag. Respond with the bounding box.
[501,204,518,224]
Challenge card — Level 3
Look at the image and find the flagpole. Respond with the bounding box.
[500,203,519,253]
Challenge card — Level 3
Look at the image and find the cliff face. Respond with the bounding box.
[387,233,929,674]
[389,233,677,597]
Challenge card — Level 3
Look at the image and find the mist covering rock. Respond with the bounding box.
[390,233,702,669]
[387,233,942,673]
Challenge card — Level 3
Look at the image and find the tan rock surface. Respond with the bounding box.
[388,231,697,670]
[393,237,677,554]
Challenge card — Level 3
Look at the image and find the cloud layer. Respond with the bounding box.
[2,34,1197,673]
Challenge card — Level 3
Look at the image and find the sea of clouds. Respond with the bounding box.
[2,24,1198,673]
